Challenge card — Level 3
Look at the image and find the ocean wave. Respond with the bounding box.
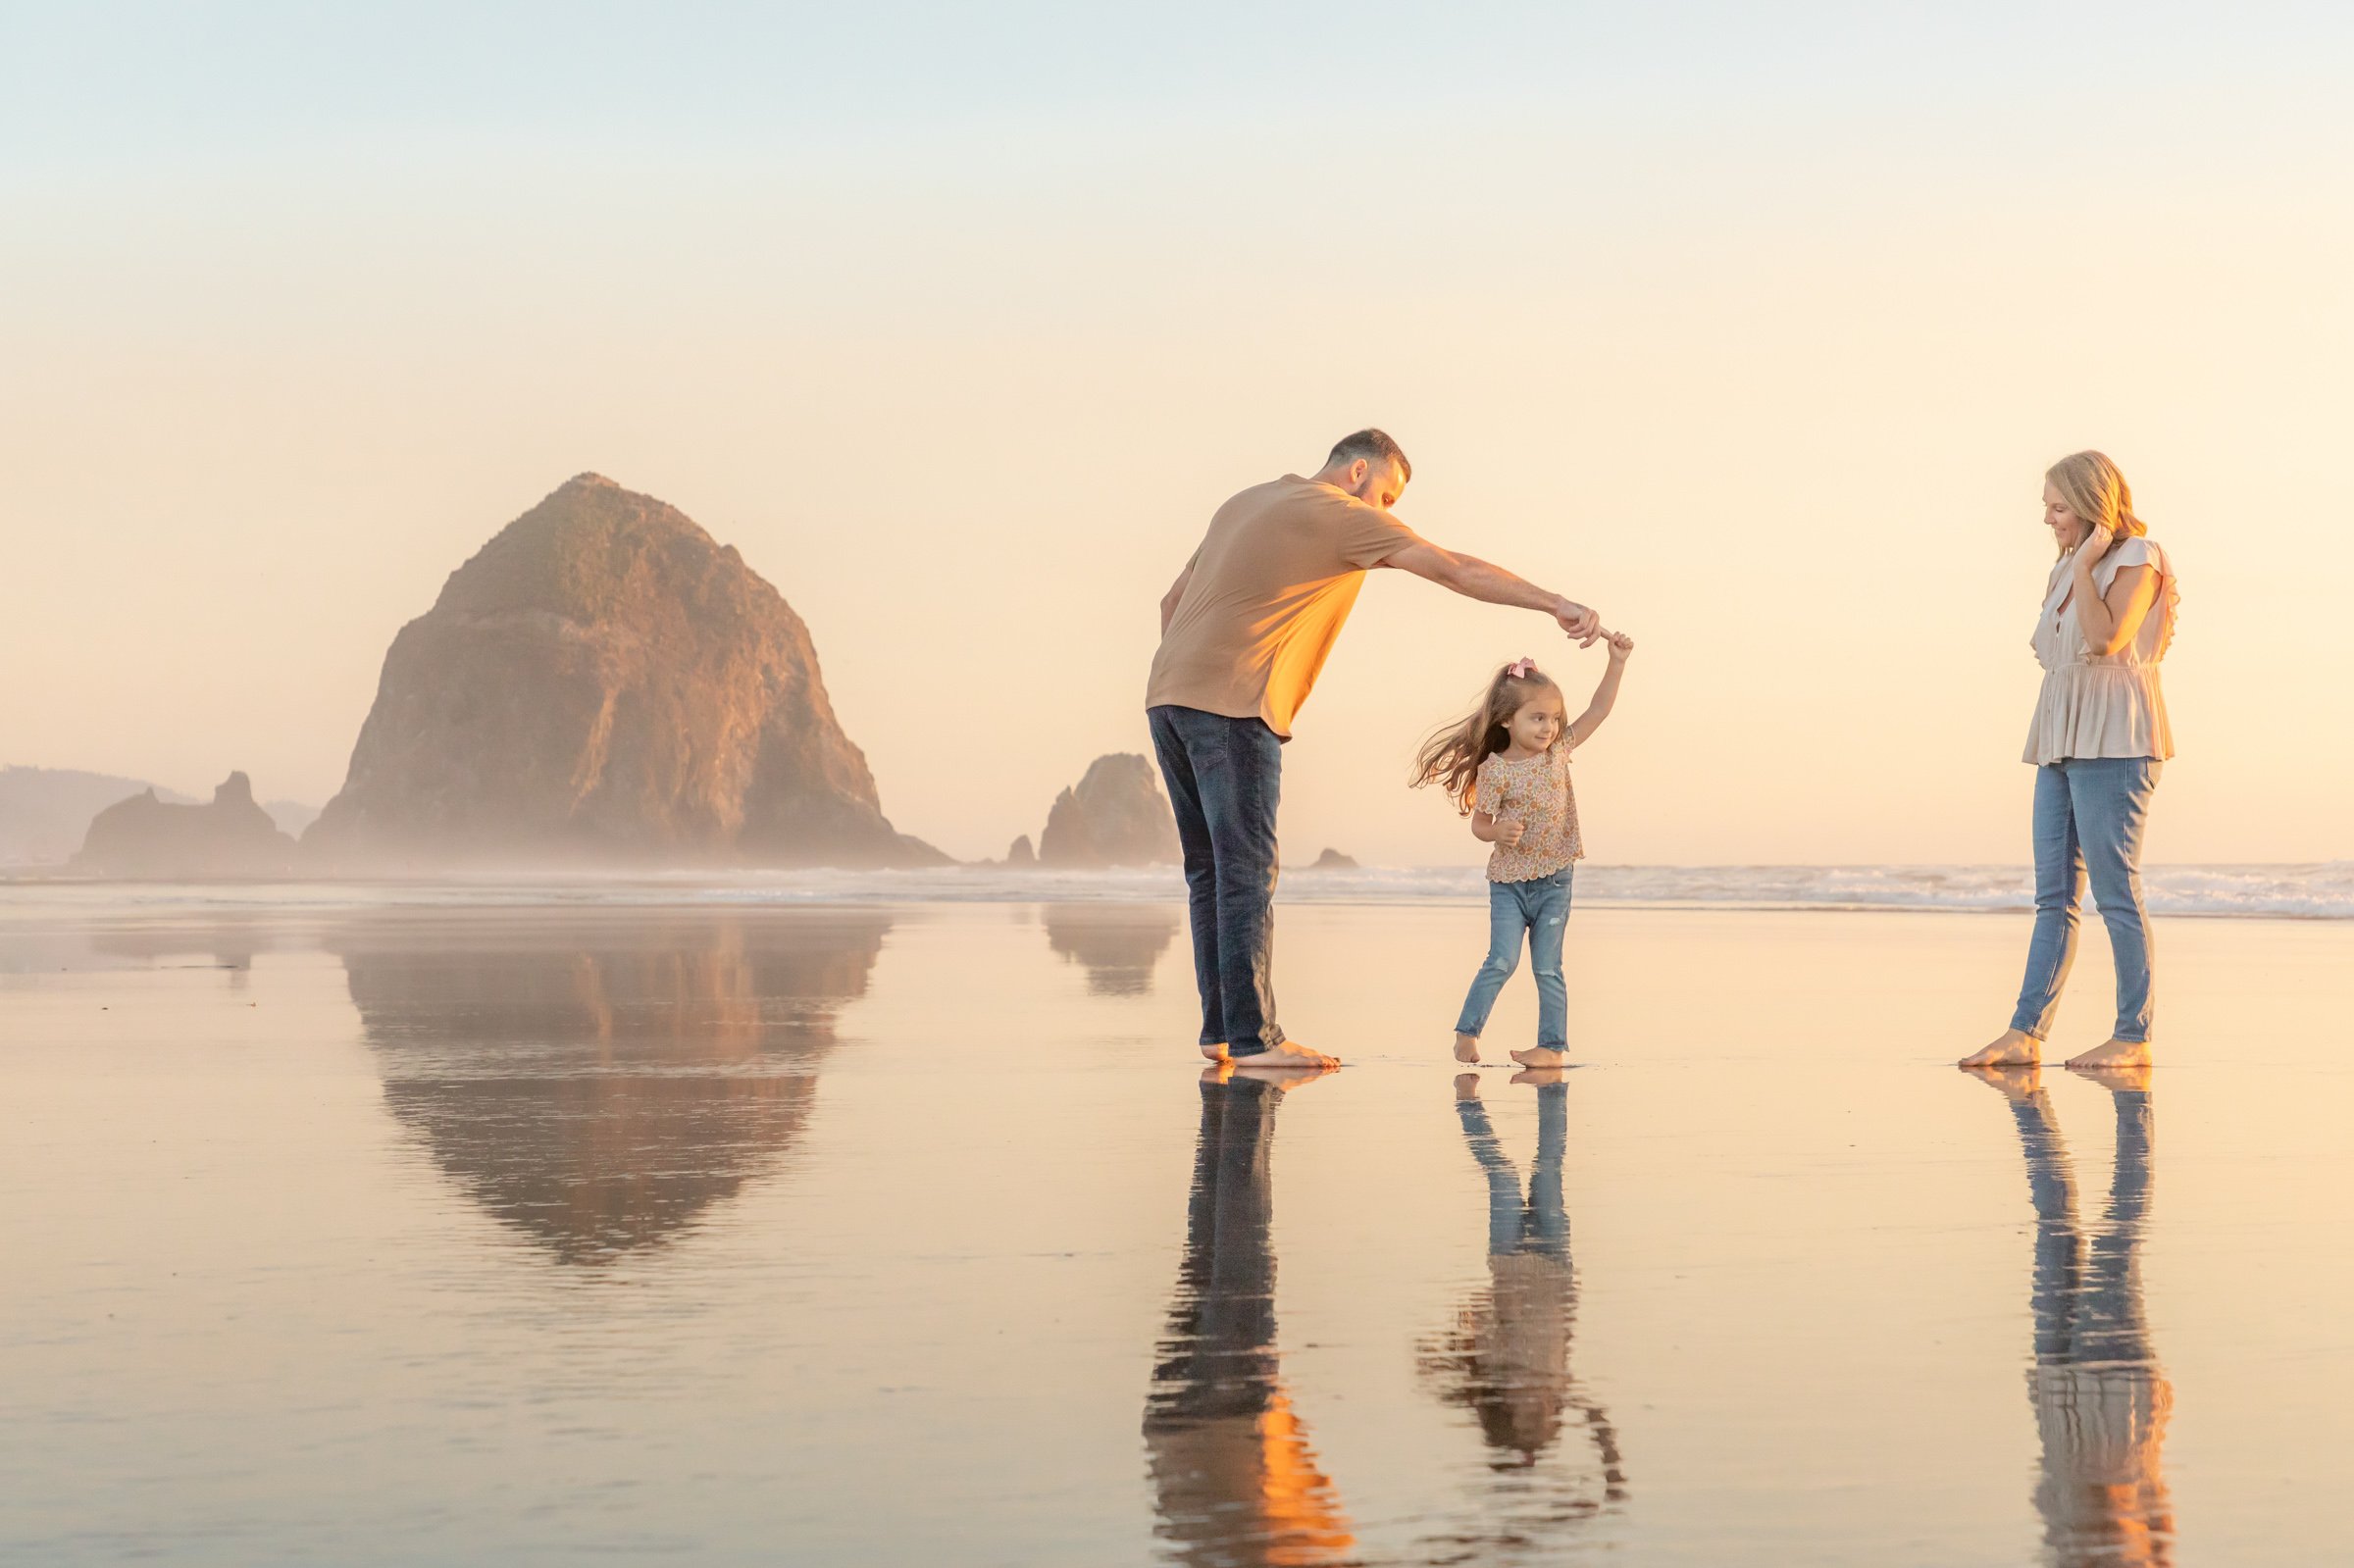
[4,863,2354,919]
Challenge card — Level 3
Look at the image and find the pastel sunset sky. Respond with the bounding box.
[4,3,2348,864]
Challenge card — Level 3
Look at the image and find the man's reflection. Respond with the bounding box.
[332,909,891,1266]
[1967,1064,2174,1566]
[1042,905,1181,996]
[1417,1072,1626,1553]
[1143,1064,1355,1566]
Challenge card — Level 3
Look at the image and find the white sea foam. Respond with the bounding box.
[4,862,2353,919]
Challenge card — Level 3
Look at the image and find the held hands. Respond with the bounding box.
[1554,599,1603,645]
[1603,630,1635,662]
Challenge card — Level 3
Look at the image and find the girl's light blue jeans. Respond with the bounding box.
[2010,758,2162,1044]
[1454,866,1574,1048]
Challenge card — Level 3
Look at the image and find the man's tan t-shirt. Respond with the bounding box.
[1146,475,1423,737]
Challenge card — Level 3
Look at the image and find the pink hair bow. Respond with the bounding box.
[1505,657,1537,680]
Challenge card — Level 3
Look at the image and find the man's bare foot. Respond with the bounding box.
[1199,1043,1229,1063]
[1455,1072,1482,1100]
[1227,1039,1341,1072]
[1510,1067,1568,1087]
[1959,1062,2043,1101]
[1959,1029,2040,1069]
[1454,1033,1481,1064]
[2065,1037,2153,1071]
[1509,1046,1569,1069]
[1219,1056,1342,1089]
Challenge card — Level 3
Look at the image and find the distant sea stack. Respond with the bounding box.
[1308,848,1358,870]
[306,474,942,869]
[1036,754,1181,868]
[75,772,297,877]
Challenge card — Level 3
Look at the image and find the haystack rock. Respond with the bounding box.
[306,474,942,869]
[1003,835,1037,868]
[1036,754,1181,868]
[75,772,297,877]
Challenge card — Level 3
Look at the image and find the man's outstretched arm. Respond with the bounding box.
[1379,539,1602,643]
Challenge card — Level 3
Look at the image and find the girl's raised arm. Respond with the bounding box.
[1565,632,1635,748]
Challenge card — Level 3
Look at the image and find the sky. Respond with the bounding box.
[3,2,2350,865]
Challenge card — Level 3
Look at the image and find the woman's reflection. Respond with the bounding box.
[1143,1063,1356,1566]
[1967,1063,2174,1566]
[1417,1071,1626,1553]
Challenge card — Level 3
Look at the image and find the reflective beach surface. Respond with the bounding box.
[5,896,2352,1565]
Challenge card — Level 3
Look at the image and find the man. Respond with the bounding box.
[1147,429,1602,1068]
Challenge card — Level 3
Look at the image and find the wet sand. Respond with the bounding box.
[3,898,2350,1565]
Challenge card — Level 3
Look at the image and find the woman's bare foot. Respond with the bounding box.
[1455,1072,1482,1099]
[1199,1043,1228,1063]
[2065,1037,2153,1070]
[1959,1029,2040,1069]
[1959,1062,2042,1100]
[1509,1046,1569,1069]
[2069,1059,2154,1092]
[1454,1033,1481,1064]
[1227,1039,1341,1072]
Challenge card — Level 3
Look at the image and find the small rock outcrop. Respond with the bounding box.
[1003,835,1037,868]
[306,474,942,869]
[1036,754,1181,868]
[1308,848,1358,870]
[75,772,297,877]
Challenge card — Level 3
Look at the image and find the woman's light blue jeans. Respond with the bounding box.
[1455,867,1573,1048]
[2011,758,2162,1044]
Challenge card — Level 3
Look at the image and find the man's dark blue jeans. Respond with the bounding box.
[1148,704,1284,1058]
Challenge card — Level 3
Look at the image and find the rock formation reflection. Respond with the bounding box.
[1042,904,1180,996]
[1968,1064,2174,1567]
[1143,1067,1356,1566]
[1417,1072,1627,1558]
[332,910,892,1266]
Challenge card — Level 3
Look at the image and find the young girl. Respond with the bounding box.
[1411,639,1634,1067]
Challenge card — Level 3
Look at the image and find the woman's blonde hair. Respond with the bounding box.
[2046,450,2146,556]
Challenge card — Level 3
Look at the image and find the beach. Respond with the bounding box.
[4,888,2350,1564]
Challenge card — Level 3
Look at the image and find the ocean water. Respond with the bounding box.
[7,898,2354,1565]
[3,860,2352,926]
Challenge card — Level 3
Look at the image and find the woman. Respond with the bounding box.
[1965,451,2178,1071]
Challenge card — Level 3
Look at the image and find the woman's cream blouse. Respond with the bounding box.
[2023,535,2177,765]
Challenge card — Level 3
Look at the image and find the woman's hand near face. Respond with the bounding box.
[2075,523,2117,571]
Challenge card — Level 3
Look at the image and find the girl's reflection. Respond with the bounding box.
[1143,1065,1355,1567]
[1416,1071,1626,1553]
[1967,1064,2174,1566]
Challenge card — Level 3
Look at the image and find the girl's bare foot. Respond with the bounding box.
[1229,1039,1341,1072]
[1510,1046,1569,1069]
[1959,1062,2042,1100]
[2065,1037,2152,1070]
[1959,1029,2040,1068]
[1454,1033,1481,1064]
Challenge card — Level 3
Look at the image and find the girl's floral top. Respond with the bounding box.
[1473,745,1581,883]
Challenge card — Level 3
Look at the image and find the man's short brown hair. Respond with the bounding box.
[1326,429,1410,485]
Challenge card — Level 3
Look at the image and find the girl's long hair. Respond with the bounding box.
[2047,450,2147,559]
[1409,662,1564,815]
